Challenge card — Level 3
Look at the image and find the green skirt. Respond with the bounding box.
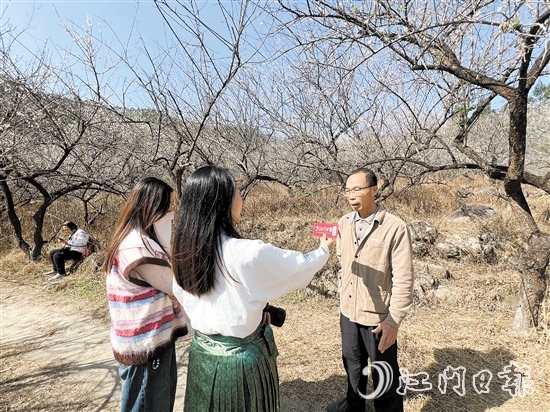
[184,323,280,412]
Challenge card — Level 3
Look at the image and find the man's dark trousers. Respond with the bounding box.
[340,313,403,412]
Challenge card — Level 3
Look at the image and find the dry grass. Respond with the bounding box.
[1,173,550,411]
[269,295,550,412]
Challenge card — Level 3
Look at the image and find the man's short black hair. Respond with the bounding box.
[62,221,78,231]
[348,168,377,187]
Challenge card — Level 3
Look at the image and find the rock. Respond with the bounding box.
[506,252,520,267]
[479,232,498,243]
[426,263,451,280]
[436,235,486,259]
[412,260,427,275]
[435,232,499,263]
[413,275,439,301]
[323,278,339,295]
[447,205,497,222]
[412,242,428,257]
[456,189,473,198]
[413,281,425,300]
[308,269,339,297]
[415,275,439,291]
[436,242,461,258]
[409,221,439,244]
[482,244,497,263]
[434,285,463,303]
[463,236,483,254]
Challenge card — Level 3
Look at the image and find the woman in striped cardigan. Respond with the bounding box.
[103,177,189,412]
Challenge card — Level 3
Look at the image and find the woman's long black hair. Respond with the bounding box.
[172,165,241,296]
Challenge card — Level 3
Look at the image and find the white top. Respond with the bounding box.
[67,228,90,253]
[172,234,330,338]
[130,212,176,295]
[153,211,174,254]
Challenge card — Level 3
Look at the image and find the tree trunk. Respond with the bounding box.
[30,199,51,261]
[510,232,550,330]
[504,94,549,330]
[0,178,31,255]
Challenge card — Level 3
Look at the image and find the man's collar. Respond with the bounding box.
[346,205,385,223]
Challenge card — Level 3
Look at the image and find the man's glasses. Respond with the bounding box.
[341,186,374,197]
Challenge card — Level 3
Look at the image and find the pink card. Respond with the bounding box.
[313,222,339,239]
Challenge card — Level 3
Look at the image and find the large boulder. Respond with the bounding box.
[409,221,439,244]
[413,275,440,302]
[426,263,451,280]
[435,232,499,262]
[435,241,461,258]
[412,242,429,257]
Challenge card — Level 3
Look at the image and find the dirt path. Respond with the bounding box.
[0,279,191,412]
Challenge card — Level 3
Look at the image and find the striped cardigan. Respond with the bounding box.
[106,230,188,365]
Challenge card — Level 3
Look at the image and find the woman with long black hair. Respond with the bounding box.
[172,165,334,412]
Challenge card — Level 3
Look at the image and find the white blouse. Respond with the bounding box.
[172,234,330,338]
[153,211,174,254]
[67,229,90,253]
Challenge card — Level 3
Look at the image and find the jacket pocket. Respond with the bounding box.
[358,288,390,314]
[361,240,387,269]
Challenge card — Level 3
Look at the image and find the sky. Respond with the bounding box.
[0,0,239,47]
[0,0,264,106]
[2,1,542,111]
[3,1,169,50]
[1,0,269,59]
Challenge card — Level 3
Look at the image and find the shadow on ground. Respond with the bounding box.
[281,374,347,412]
[280,347,517,412]
[411,347,515,412]
[0,331,120,411]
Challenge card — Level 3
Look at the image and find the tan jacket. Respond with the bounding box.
[337,206,414,328]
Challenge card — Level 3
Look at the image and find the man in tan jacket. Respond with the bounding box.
[327,168,414,412]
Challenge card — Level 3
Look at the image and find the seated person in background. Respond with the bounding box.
[44,221,90,282]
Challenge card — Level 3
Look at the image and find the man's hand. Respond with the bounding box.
[372,321,398,353]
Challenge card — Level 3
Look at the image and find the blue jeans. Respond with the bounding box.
[118,342,177,412]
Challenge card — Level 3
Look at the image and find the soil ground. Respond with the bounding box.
[0,278,193,411]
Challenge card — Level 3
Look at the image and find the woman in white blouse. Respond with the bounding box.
[172,165,334,412]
